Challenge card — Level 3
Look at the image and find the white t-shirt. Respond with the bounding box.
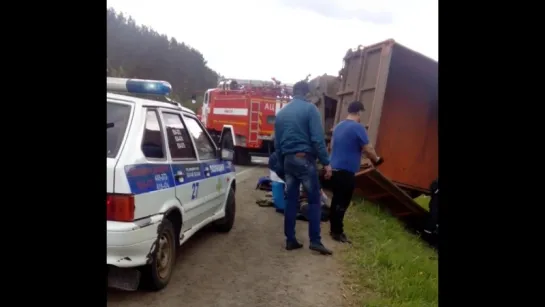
[270,170,285,183]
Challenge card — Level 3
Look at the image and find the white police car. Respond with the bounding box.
[107,77,236,291]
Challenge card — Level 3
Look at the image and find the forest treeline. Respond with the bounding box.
[107,8,220,110]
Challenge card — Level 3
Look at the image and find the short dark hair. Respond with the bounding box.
[347,101,364,114]
[293,80,310,96]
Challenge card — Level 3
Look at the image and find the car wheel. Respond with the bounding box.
[140,219,176,291]
[213,188,236,233]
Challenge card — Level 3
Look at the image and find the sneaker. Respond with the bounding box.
[331,232,351,244]
[339,233,352,244]
[286,240,303,250]
[331,232,342,242]
[309,243,333,255]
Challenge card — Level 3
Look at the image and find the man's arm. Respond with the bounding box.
[274,121,283,168]
[356,125,379,162]
[274,119,281,155]
[308,105,330,166]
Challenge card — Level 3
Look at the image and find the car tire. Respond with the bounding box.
[140,219,176,291]
[213,188,236,233]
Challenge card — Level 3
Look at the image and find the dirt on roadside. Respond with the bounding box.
[108,166,345,307]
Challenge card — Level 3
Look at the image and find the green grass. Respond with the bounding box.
[413,195,431,211]
[340,198,438,307]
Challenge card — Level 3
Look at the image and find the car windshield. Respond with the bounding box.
[107,102,132,158]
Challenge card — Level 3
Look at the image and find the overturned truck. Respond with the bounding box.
[312,39,438,224]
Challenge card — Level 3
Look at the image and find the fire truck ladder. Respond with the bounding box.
[249,101,260,143]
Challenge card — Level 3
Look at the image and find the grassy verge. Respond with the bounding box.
[341,198,438,307]
[412,195,431,211]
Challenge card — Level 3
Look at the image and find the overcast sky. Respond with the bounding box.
[107,0,437,84]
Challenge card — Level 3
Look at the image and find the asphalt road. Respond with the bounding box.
[107,159,344,307]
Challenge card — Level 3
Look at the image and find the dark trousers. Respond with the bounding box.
[330,170,356,235]
[427,192,439,231]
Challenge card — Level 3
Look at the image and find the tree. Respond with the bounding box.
[107,8,219,109]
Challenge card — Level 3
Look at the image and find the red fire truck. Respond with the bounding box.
[197,78,292,165]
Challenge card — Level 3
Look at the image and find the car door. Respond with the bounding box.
[159,110,212,231]
[182,114,228,213]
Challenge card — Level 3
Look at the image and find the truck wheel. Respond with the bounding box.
[140,219,176,291]
[213,188,236,233]
[234,147,251,165]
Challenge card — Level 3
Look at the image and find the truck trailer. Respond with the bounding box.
[312,39,438,195]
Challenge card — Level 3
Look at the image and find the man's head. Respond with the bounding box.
[292,80,310,98]
[347,101,365,121]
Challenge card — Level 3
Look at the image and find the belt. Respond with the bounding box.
[283,152,311,157]
[332,169,356,175]
[283,152,316,160]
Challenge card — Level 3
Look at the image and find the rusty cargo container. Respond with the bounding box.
[327,39,438,193]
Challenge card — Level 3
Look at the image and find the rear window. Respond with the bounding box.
[107,102,132,158]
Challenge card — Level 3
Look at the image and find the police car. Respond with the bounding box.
[107,77,236,291]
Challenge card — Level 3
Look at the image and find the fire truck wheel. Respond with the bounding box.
[234,147,251,165]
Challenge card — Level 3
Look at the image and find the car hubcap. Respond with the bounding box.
[156,232,172,280]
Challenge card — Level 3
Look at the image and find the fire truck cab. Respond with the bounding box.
[198,78,292,165]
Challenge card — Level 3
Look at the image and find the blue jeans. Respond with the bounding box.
[283,154,322,245]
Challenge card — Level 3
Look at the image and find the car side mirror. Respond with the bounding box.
[220,148,234,161]
[191,93,197,104]
[217,139,234,161]
[217,129,235,161]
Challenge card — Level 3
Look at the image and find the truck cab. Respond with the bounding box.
[199,89,214,127]
[197,78,293,165]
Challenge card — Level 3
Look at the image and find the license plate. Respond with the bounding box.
[107,266,141,291]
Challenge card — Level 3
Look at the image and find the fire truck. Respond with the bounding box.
[197,78,293,165]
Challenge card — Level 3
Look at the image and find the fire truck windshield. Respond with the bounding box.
[267,115,276,125]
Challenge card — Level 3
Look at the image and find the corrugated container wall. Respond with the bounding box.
[335,40,438,192]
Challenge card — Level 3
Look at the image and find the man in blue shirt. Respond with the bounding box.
[329,101,383,243]
[274,80,333,255]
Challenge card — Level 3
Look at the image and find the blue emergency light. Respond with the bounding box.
[107,77,172,96]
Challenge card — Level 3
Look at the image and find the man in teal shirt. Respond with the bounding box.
[274,80,333,255]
